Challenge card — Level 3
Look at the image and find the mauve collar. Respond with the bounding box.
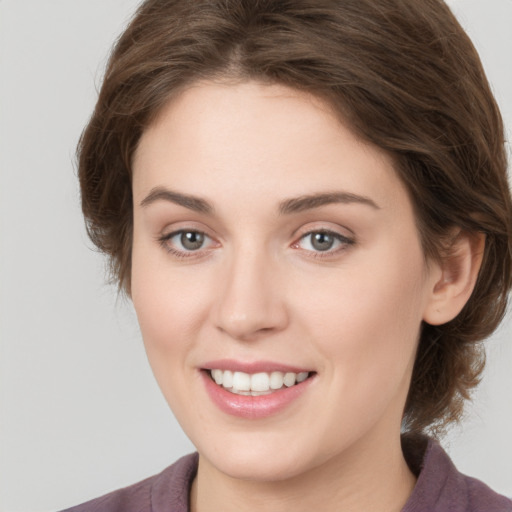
[401,437,512,511]
[150,452,198,512]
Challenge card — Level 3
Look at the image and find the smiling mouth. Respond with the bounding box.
[208,369,313,396]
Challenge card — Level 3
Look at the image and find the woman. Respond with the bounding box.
[64,0,512,510]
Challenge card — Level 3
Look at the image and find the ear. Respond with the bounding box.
[423,231,485,326]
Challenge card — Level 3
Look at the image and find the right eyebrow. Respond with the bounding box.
[278,191,380,215]
[139,187,213,214]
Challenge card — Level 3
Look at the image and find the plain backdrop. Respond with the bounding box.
[0,1,511,510]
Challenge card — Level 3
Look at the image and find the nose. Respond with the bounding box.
[213,247,289,341]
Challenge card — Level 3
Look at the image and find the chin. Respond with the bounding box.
[209,453,310,482]
[196,432,328,483]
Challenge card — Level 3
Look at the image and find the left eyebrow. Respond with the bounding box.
[278,191,380,215]
[139,187,213,214]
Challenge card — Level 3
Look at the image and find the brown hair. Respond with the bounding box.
[78,0,512,435]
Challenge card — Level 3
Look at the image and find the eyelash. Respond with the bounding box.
[293,230,355,259]
[157,228,355,260]
[158,230,217,259]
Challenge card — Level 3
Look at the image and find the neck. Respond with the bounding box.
[190,432,416,512]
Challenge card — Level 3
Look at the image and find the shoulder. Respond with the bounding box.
[462,473,512,512]
[403,436,512,512]
[60,453,198,512]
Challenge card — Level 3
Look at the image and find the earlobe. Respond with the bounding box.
[423,231,485,326]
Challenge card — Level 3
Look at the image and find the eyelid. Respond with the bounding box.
[158,227,220,259]
[295,229,354,246]
[157,219,219,244]
[291,226,355,257]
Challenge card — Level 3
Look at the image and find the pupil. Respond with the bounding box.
[181,231,204,250]
[311,232,334,251]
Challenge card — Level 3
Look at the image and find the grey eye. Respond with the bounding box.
[296,230,353,254]
[309,232,336,251]
[180,231,205,250]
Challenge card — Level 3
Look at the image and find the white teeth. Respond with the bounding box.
[212,369,223,385]
[251,372,270,392]
[269,371,284,390]
[222,370,233,388]
[283,372,296,387]
[232,371,251,391]
[297,372,308,383]
[209,369,310,394]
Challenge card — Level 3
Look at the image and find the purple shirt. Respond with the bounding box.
[61,439,512,511]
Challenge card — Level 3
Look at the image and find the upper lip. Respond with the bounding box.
[201,359,313,374]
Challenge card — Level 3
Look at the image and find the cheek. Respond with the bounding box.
[130,238,206,361]
[292,254,427,444]
[130,248,209,426]
[296,245,428,383]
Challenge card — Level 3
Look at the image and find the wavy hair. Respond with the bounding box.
[77,0,512,435]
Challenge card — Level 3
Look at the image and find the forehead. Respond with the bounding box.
[134,81,349,171]
[132,80,409,217]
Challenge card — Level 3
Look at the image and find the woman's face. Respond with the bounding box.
[131,81,440,481]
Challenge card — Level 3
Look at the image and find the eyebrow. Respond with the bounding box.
[140,187,213,214]
[139,187,380,215]
[278,191,380,214]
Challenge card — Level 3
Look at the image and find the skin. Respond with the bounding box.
[130,81,481,512]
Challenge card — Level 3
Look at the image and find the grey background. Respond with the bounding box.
[0,1,511,510]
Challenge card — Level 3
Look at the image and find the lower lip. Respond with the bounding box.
[201,371,314,419]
